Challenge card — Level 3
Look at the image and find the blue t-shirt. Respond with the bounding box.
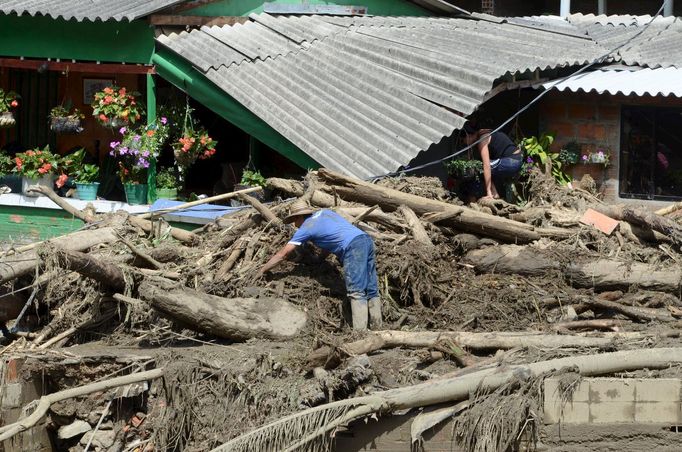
[288,210,365,260]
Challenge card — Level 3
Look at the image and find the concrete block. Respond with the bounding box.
[58,420,91,439]
[635,402,681,424]
[635,379,681,402]
[590,401,635,423]
[1,383,23,409]
[589,379,635,403]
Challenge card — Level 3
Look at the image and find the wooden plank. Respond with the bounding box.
[0,59,155,75]
[149,14,249,27]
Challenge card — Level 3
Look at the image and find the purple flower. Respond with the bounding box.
[160,117,168,125]
[526,157,533,163]
[109,151,115,156]
[581,155,589,161]
[110,141,120,149]
[119,147,129,155]
[133,135,141,142]
[119,127,127,135]
[142,151,150,158]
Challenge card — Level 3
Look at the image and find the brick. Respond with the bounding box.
[635,379,681,402]
[598,105,621,120]
[590,401,635,423]
[541,102,567,119]
[568,103,596,120]
[635,402,681,423]
[546,121,575,140]
[589,379,636,403]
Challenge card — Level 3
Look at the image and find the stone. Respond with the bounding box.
[58,420,91,439]
[79,430,116,449]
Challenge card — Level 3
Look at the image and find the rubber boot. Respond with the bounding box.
[349,296,368,332]
[367,297,383,330]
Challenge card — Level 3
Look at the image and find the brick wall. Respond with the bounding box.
[539,91,682,204]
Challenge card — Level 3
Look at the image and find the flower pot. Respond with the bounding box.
[0,111,16,128]
[50,116,83,134]
[75,182,100,201]
[156,188,177,200]
[0,174,22,193]
[21,175,54,197]
[124,183,148,205]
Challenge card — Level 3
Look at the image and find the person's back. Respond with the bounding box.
[289,210,364,260]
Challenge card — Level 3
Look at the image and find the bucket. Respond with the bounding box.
[124,183,148,205]
[75,182,100,201]
[156,188,178,200]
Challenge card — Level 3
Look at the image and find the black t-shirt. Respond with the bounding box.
[482,132,517,160]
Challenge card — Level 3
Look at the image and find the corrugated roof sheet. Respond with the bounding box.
[158,13,605,179]
[513,13,682,68]
[544,66,682,98]
[0,0,185,22]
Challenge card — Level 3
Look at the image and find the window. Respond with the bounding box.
[620,107,682,200]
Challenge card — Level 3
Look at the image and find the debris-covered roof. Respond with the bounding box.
[0,0,185,22]
[158,13,603,179]
[544,66,682,98]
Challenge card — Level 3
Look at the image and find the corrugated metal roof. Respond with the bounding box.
[544,66,682,98]
[0,0,185,22]
[158,13,605,179]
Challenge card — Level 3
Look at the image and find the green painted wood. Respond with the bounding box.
[152,49,319,171]
[0,16,154,64]
[182,0,430,16]
[0,205,82,243]
[147,74,157,203]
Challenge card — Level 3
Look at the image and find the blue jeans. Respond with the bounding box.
[466,156,522,198]
[342,235,379,302]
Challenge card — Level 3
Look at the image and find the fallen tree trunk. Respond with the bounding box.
[0,227,118,285]
[594,205,682,245]
[215,348,682,452]
[398,205,433,246]
[464,245,682,293]
[266,177,346,207]
[317,169,542,243]
[45,248,126,291]
[138,281,308,340]
[0,368,164,442]
[584,298,675,323]
[306,330,640,368]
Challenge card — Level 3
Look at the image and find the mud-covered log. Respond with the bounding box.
[0,227,118,284]
[464,245,682,293]
[595,205,682,245]
[584,299,675,323]
[306,330,638,369]
[138,281,307,340]
[317,168,542,243]
[266,178,346,207]
[398,205,433,246]
[44,248,126,291]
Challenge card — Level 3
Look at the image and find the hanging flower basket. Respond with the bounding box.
[49,105,84,134]
[50,116,83,134]
[91,86,143,128]
[0,111,15,128]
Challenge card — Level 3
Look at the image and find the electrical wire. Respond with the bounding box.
[369,1,668,180]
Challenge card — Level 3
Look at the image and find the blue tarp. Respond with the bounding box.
[149,199,247,221]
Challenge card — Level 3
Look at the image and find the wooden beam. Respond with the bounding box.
[0,58,155,75]
[168,0,225,14]
[149,14,249,27]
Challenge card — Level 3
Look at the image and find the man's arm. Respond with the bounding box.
[478,135,494,199]
[258,243,298,276]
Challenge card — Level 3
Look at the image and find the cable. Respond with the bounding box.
[369,1,668,180]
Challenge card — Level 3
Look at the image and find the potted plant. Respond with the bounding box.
[172,128,217,167]
[557,141,581,165]
[0,89,19,128]
[0,150,21,192]
[445,159,483,181]
[109,117,169,205]
[92,86,143,128]
[156,168,178,200]
[12,146,61,197]
[61,148,100,200]
[49,103,84,134]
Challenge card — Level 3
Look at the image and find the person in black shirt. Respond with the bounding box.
[463,121,523,200]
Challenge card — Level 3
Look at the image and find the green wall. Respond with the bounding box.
[0,205,81,242]
[183,0,430,16]
[0,15,154,63]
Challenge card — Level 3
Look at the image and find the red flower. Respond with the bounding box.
[103,96,114,105]
[146,130,155,137]
[14,157,22,170]
[25,150,35,157]
[56,174,68,188]
[10,100,18,108]
[118,88,127,96]
[104,87,114,95]
[37,163,52,174]
[99,114,108,122]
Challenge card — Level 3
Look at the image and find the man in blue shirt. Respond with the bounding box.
[258,199,382,331]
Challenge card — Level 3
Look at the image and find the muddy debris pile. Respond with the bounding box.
[1,168,682,451]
